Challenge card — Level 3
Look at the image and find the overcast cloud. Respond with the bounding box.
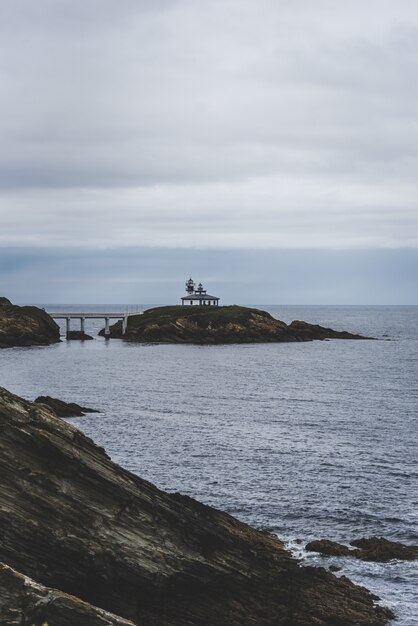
[0,1,417,301]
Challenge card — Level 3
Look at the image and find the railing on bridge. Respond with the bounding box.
[47,311,142,337]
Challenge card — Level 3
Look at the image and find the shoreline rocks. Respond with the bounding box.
[0,297,60,348]
[100,305,372,344]
[0,386,393,625]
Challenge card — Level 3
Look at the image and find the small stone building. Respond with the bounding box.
[181,278,219,306]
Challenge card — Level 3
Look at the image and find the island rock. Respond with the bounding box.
[0,386,393,625]
[0,297,60,348]
[100,305,371,344]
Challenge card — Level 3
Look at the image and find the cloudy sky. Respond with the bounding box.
[1,0,417,303]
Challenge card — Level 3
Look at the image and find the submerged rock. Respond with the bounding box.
[0,297,60,348]
[34,395,99,417]
[100,305,371,344]
[66,330,94,340]
[0,386,393,625]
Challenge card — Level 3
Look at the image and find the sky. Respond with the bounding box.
[0,0,417,304]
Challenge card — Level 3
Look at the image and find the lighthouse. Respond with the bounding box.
[181,278,220,306]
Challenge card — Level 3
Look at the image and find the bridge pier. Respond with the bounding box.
[66,318,71,336]
[80,317,85,333]
[122,315,128,335]
[104,317,110,338]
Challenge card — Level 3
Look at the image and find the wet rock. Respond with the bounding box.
[34,395,99,417]
[0,386,394,625]
[66,330,94,340]
[351,537,418,562]
[329,565,342,572]
[100,305,372,344]
[306,540,353,557]
[0,297,60,348]
[307,536,418,563]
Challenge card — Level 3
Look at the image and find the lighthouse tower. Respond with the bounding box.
[185,277,195,294]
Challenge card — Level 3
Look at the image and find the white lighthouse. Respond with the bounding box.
[181,278,220,306]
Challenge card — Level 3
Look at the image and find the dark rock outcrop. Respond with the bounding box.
[34,395,99,417]
[350,537,418,562]
[100,305,371,344]
[306,540,353,557]
[0,386,393,625]
[0,297,60,348]
[306,537,418,563]
[66,330,94,340]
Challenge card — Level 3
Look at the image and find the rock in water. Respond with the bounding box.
[100,305,372,344]
[0,297,60,348]
[306,539,353,557]
[306,537,418,562]
[34,395,99,417]
[350,537,418,562]
[0,386,393,625]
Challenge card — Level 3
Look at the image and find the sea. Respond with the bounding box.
[1,305,417,624]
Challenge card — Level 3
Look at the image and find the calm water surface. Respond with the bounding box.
[1,305,417,624]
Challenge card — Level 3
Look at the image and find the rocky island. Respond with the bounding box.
[0,297,60,348]
[0,385,393,625]
[100,305,370,344]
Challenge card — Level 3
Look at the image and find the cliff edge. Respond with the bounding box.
[0,386,392,625]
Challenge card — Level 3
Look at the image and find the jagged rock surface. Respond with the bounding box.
[34,395,99,417]
[0,297,60,348]
[0,387,393,625]
[0,562,135,626]
[100,305,371,344]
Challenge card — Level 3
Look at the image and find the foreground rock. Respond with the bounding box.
[66,330,94,340]
[0,386,393,625]
[0,297,60,348]
[306,537,418,562]
[34,395,99,417]
[100,305,371,344]
[0,562,135,626]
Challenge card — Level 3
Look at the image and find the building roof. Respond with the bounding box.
[181,294,219,301]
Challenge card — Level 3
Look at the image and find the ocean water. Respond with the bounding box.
[1,305,417,624]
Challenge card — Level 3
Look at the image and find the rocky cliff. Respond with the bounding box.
[0,386,392,625]
[0,297,60,348]
[100,305,370,344]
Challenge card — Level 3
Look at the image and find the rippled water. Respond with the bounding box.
[1,305,417,624]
